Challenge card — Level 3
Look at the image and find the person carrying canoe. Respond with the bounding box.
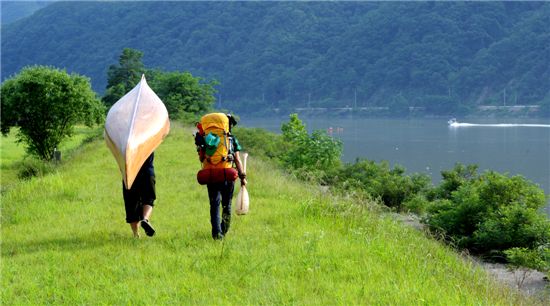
[123,152,157,238]
[195,113,247,240]
[103,75,169,239]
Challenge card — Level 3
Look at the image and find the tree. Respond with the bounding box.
[148,70,217,119]
[102,48,217,119]
[280,113,342,172]
[281,113,307,142]
[102,48,145,107]
[1,65,104,160]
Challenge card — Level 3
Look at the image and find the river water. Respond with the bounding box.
[240,116,550,211]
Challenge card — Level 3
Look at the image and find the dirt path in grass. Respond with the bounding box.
[478,260,548,301]
[395,213,549,302]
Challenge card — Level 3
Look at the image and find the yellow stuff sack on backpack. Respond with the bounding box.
[200,113,232,169]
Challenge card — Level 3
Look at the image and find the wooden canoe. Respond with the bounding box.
[104,75,170,189]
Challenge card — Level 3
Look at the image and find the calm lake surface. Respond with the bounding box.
[240,116,550,211]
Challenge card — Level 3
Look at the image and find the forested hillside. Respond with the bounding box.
[0,1,53,25]
[2,1,549,116]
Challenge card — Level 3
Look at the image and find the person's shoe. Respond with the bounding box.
[221,215,231,235]
[140,219,156,237]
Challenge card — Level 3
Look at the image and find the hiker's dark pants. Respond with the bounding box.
[122,175,156,223]
[207,181,234,239]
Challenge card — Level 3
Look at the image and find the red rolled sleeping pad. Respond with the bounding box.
[197,168,238,185]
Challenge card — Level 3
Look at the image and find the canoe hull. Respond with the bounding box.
[104,75,170,189]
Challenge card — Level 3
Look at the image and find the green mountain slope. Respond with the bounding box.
[1,2,549,115]
[1,123,531,304]
[0,1,53,25]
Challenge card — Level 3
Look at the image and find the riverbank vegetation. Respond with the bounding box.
[2,123,540,304]
[236,114,550,278]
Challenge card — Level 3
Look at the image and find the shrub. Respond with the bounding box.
[429,163,479,200]
[334,159,431,210]
[16,158,55,180]
[279,114,343,183]
[472,202,550,254]
[232,127,286,160]
[505,247,550,288]
[403,194,431,214]
[425,170,550,258]
[506,247,549,272]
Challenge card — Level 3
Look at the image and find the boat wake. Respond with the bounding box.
[450,123,550,128]
[448,119,550,128]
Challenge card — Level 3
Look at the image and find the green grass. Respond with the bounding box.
[1,126,102,190]
[1,122,535,304]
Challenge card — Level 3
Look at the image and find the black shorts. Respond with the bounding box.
[122,175,156,223]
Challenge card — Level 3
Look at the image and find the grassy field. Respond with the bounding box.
[1,126,102,190]
[1,122,536,304]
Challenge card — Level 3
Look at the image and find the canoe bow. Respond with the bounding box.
[104,75,170,189]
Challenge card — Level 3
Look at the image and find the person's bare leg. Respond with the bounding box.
[130,222,140,238]
[140,204,155,236]
[142,204,153,221]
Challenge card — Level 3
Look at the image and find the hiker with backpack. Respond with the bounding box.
[195,113,247,240]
